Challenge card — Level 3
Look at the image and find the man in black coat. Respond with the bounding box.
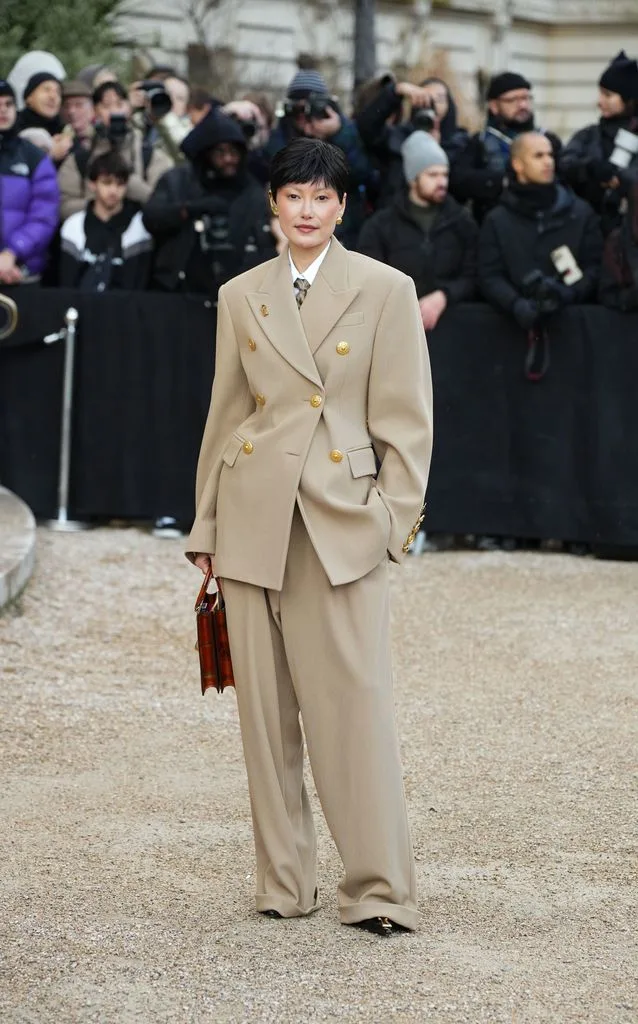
[479,132,603,331]
[143,111,275,297]
[358,130,477,331]
[450,71,562,223]
[560,51,638,236]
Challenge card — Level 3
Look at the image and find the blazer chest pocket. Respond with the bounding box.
[222,435,245,467]
[339,311,364,326]
[347,445,377,479]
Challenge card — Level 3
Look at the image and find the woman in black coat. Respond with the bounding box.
[560,51,638,236]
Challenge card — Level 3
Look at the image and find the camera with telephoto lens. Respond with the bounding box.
[280,92,333,121]
[411,103,437,133]
[106,113,128,145]
[228,113,258,140]
[139,80,172,119]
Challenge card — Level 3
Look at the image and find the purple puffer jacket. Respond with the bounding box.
[0,130,59,275]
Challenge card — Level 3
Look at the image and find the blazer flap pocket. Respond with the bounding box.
[222,435,244,467]
[347,445,377,479]
[339,311,364,326]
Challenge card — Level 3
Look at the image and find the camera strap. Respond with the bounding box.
[524,325,550,382]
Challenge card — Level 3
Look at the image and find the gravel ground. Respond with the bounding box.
[1,526,636,1024]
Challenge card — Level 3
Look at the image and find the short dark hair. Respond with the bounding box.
[93,80,127,107]
[269,138,349,201]
[88,150,131,184]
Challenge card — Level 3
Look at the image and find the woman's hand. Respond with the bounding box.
[193,553,215,576]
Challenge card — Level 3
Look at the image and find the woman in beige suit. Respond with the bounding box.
[188,138,433,937]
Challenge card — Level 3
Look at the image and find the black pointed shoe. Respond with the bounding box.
[351,916,409,937]
[259,909,283,919]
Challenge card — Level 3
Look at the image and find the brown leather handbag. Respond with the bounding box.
[194,569,235,694]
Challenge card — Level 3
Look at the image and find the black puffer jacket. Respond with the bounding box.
[357,191,477,303]
[355,80,469,209]
[559,116,638,236]
[143,113,275,295]
[478,184,603,318]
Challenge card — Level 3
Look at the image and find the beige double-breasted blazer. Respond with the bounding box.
[186,238,433,590]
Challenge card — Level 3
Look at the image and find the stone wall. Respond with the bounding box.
[115,0,638,139]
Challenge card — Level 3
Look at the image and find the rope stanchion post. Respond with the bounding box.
[44,307,89,532]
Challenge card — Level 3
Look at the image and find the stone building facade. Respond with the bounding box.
[117,0,638,138]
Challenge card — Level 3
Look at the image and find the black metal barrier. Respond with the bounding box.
[1,288,637,548]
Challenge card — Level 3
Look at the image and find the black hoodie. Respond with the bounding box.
[143,112,275,294]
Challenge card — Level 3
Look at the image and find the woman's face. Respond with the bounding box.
[275,180,345,254]
[598,87,626,119]
[28,81,62,118]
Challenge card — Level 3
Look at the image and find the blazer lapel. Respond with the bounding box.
[246,251,322,387]
[299,239,360,355]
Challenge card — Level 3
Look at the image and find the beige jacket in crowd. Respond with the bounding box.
[57,128,173,222]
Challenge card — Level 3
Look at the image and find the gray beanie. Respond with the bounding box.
[288,68,329,99]
[401,130,449,182]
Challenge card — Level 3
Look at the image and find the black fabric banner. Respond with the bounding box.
[1,289,637,546]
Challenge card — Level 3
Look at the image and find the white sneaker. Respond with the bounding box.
[152,517,184,539]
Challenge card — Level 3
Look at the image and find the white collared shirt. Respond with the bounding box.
[288,241,331,287]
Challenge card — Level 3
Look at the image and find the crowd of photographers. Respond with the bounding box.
[1,48,637,322]
[2,47,637,549]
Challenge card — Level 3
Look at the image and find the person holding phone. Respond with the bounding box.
[479,131,603,331]
[560,51,638,236]
[186,137,432,937]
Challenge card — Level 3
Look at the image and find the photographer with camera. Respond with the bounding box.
[266,65,373,246]
[451,72,561,224]
[355,73,468,210]
[560,51,638,237]
[58,80,173,223]
[129,77,191,164]
[143,110,275,297]
[478,132,602,345]
[219,98,272,184]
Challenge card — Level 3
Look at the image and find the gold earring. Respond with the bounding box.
[268,192,279,217]
[336,216,343,225]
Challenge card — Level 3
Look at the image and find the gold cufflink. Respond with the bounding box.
[260,304,269,317]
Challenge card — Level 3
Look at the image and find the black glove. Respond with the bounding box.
[541,277,574,308]
[587,158,616,183]
[512,297,539,330]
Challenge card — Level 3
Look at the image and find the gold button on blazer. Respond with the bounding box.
[186,239,433,591]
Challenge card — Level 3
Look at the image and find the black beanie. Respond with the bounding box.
[23,71,61,103]
[599,51,638,101]
[487,71,531,101]
[0,80,16,101]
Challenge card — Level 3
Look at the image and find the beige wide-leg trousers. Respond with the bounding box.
[222,507,419,930]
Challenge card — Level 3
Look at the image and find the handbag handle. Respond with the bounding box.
[195,566,223,611]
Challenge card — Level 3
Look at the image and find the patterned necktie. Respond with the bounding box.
[294,277,311,308]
